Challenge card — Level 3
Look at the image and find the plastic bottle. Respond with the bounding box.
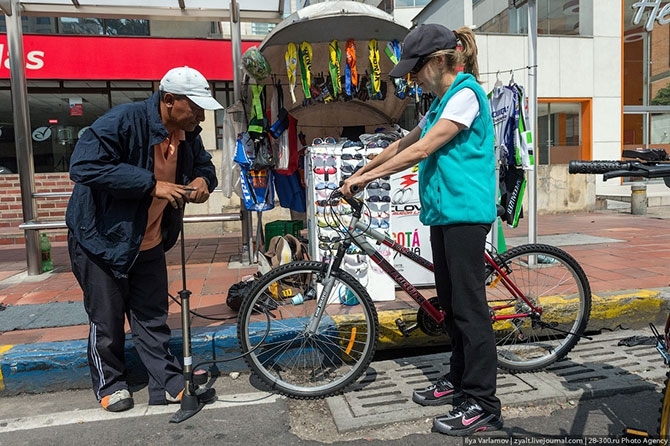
[291,288,317,305]
[40,233,53,272]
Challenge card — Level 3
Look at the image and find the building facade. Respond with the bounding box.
[415,0,670,209]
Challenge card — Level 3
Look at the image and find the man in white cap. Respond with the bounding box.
[66,66,221,412]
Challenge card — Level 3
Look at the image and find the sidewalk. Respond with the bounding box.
[2,204,670,395]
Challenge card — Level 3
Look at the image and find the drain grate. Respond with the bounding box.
[326,329,664,432]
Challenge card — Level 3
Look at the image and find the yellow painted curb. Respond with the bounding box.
[0,344,14,392]
[333,290,668,351]
[590,290,666,330]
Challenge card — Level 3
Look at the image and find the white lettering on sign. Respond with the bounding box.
[0,44,45,70]
[632,0,670,32]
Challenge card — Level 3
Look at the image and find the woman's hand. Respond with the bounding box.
[340,174,368,198]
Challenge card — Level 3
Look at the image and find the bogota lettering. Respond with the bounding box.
[0,44,45,70]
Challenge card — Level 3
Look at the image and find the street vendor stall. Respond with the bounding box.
[235,1,436,300]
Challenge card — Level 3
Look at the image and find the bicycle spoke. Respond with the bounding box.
[488,244,591,372]
[237,261,379,398]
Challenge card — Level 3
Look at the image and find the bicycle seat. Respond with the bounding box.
[622,148,668,161]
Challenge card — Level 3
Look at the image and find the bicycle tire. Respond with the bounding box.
[237,260,379,399]
[659,370,670,439]
[486,243,591,372]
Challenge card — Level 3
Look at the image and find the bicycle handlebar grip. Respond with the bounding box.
[568,160,630,174]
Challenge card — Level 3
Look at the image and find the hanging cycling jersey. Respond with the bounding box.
[383,39,400,65]
[508,82,534,168]
[329,40,342,99]
[489,79,534,228]
[368,39,381,98]
[285,42,298,104]
[299,41,313,100]
[248,84,266,135]
[234,133,275,212]
[345,39,358,97]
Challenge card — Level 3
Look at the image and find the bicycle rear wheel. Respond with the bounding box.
[486,244,591,372]
[237,260,379,399]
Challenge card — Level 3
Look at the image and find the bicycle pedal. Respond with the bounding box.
[395,318,418,337]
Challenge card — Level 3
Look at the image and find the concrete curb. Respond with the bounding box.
[1,288,668,395]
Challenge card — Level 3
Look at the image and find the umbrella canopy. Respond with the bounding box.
[256,1,410,133]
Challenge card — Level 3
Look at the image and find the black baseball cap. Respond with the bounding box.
[389,23,457,78]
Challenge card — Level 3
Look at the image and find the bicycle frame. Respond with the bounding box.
[323,207,543,328]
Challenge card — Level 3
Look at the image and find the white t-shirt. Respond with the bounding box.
[419,88,480,130]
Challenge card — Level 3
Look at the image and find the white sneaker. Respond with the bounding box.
[100,389,133,412]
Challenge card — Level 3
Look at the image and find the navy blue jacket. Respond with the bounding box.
[66,91,218,279]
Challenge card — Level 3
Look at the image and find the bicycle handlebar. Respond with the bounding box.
[568,160,670,181]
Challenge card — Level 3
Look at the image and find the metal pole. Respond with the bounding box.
[6,0,41,275]
[230,0,253,265]
[527,0,538,244]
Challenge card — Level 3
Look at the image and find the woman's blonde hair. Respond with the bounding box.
[430,26,479,79]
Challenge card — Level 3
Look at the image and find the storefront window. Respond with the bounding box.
[537,100,589,165]
[0,81,151,173]
[58,18,149,36]
[476,0,590,36]
[0,16,149,35]
[623,0,670,175]
[394,0,430,8]
[0,80,234,174]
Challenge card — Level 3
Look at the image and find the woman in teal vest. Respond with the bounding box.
[340,23,502,437]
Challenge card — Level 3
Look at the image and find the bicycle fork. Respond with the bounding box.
[305,257,339,335]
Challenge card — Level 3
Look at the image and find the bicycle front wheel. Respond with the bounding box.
[237,260,379,399]
[486,244,591,372]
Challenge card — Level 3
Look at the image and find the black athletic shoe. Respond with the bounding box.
[432,399,503,436]
[412,375,464,406]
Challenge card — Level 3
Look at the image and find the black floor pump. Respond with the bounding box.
[170,205,216,423]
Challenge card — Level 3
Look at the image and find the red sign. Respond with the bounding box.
[0,34,258,80]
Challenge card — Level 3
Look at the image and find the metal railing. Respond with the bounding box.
[18,190,245,274]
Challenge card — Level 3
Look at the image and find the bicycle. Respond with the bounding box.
[236,190,592,399]
[569,148,670,439]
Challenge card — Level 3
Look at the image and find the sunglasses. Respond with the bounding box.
[342,140,364,149]
[319,230,342,243]
[341,153,363,161]
[315,205,335,215]
[316,188,336,199]
[367,181,391,191]
[410,56,431,75]
[315,181,338,190]
[341,161,365,174]
[368,195,391,203]
[314,155,337,167]
[317,216,337,228]
[367,202,390,213]
[313,166,337,175]
[316,199,341,207]
[313,137,337,145]
[367,140,390,149]
[369,218,390,230]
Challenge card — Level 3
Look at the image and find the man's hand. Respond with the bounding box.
[151,181,191,209]
[184,177,210,203]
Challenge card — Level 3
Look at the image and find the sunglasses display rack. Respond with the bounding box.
[306,137,395,302]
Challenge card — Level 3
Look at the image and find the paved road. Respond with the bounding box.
[0,329,666,445]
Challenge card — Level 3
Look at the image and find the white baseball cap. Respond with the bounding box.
[159,66,224,110]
